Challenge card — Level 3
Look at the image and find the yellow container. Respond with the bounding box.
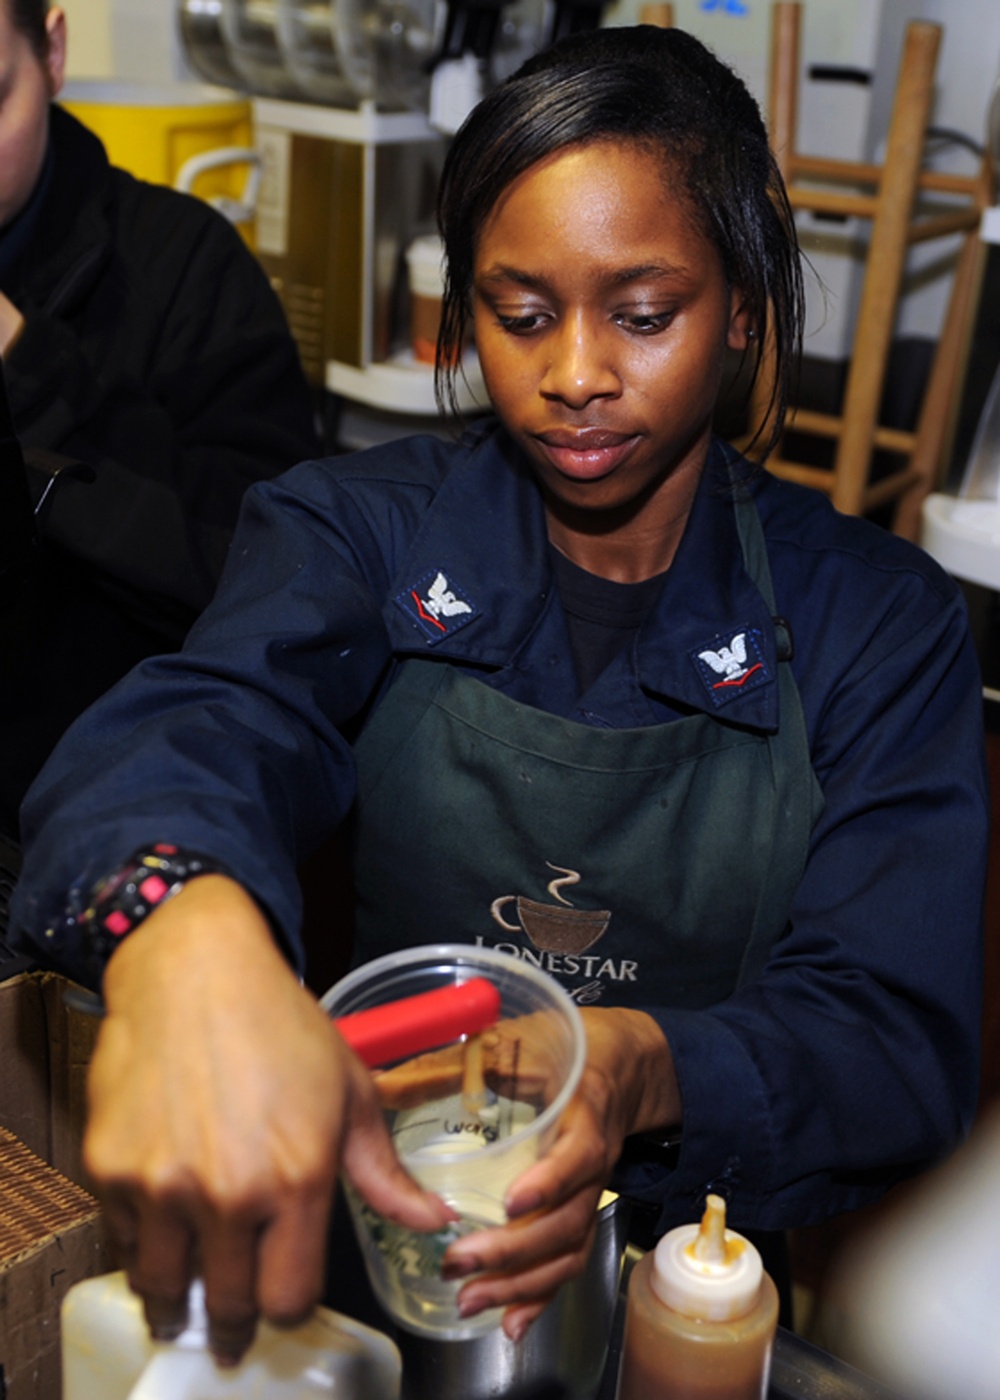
[59,80,257,240]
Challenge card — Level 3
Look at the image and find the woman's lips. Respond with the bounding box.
[534,429,640,480]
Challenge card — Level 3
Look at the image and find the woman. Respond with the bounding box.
[10,24,987,1366]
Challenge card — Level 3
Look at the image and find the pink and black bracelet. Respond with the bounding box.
[44,843,226,985]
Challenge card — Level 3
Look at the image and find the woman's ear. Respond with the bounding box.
[44,7,67,99]
[726,290,753,352]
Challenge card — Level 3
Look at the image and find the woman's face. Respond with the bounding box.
[0,4,64,229]
[473,141,749,536]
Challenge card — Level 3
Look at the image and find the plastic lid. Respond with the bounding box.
[650,1195,763,1321]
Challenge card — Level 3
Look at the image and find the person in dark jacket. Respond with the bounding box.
[0,1,321,836]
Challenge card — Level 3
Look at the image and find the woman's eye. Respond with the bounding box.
[616,310,673,334]
[495,312,548,335]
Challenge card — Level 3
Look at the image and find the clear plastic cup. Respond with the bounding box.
[321,944,586,1339]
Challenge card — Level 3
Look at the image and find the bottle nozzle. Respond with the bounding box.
[652,1193,762,1320]
[690,1193,728,1265]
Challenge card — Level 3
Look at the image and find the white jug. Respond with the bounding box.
[61,1271,400,1399]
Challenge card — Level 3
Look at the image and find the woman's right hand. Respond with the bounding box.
[441,1004,681,1340]
[85,874,452,1364]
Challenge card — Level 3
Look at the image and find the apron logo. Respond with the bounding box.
[491,863,611,954]
[396,569,479,643]
[483,864,633,1005]
[692,627,770,707]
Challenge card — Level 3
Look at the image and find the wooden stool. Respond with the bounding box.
[749,2,992,538]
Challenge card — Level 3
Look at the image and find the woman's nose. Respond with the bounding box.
[540,314,621,408]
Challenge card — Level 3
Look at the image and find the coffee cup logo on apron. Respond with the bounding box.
[490,862,611,955]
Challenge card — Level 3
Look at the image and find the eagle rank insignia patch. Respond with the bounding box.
[691,627,771,708]
[396,568,479,643]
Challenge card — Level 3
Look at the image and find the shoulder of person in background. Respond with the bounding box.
[4,101,321,594]
[10,101,319,453]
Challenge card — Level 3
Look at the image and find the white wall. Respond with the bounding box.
[62,0,114,77]
[870,0,1000,342]
[62,0,192,82]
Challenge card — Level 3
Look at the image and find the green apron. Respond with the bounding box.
[347,491,823,1009]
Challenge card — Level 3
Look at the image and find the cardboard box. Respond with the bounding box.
[0,974,113,1400]
[0,972,102,1191]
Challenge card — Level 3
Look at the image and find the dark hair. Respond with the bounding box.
[436,24,803,464]
[8,0,50,60]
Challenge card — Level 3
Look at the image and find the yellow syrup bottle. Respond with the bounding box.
[617,1194,779,1400]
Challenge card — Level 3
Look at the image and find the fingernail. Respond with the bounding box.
[208,1320,256,1366]
[441,1255,479,1281]
[143,1295,189,1341]
[505,1314,531,1344]
[504,1190,543,1219]
[148,1319,186,1342]
[457,1291,486,1318]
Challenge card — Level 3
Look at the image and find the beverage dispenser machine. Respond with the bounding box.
[253,99,445,395]
[178,0,571,423]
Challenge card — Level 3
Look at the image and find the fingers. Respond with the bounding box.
[434,1083,615,1329]
[106,1186,261,1361]
[121,1198,196,1338]
[339,1046,457,1231]
[113,1206,311,1365]
[197,1219,262,1366]
[454,1205,600,1333]
[256,1191,332,1328]
[102,1192,194,1344]
[108,1188,331,1364]
[443,1187,601,1324]
[504,1095,613,1221]
[143,1292,192,1345]
[501,1299,552,1344]
[102,1193,139,1272]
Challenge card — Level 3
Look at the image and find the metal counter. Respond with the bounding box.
[768,1330,902,1400]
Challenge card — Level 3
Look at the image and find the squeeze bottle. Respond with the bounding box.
[61,1270,401,1400]
[616,1194,778,1400]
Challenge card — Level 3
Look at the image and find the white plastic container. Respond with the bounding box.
[61,1271,401,1400]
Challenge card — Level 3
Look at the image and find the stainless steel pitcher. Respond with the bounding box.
[394,1192,632,1400]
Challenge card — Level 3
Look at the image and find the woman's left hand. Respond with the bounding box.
[440,1006,680,1341]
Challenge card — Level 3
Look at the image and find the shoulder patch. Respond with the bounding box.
[395,569,480,643]
[691,627,772,707]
